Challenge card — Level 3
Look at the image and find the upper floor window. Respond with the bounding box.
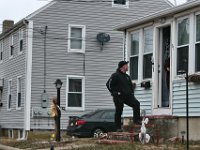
[66,75,85,110]
[7,79,12,110]
[177,17,189,74]
[0,40,3,61]
[129,27,153,81]
[9,35,14,58]
[112,0,129,8]
[16,77,22,109]
[19,28,23,53]
[68,25,85,53]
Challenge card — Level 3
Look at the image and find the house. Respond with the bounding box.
[0,0,172,139]
[116,0,200,140]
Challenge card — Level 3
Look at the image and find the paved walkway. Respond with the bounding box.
[0,143,95,150]
[38,144,96,150]
[0,144,20,150]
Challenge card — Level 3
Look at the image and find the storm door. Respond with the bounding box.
[157,26,171,108]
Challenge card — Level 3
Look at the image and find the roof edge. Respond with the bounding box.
[115,0,200,31]
[0,1,56,39]
[26,1,56,20]
[0,19,24,39]
[164,0,175,7]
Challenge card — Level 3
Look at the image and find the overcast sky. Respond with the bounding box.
[0,0,186,32]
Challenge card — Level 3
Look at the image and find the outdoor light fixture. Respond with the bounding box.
[54,79,63,89]
[181,131,186,144]
[54,79,63,142]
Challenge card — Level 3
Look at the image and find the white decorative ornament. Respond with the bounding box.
[139,118,151,144]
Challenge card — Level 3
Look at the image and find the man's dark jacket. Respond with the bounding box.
[106,69,134,96]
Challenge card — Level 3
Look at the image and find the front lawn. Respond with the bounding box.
[1,131,200,150]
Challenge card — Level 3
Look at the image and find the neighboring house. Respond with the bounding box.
[116,0,200,140]
[0,0,172,139]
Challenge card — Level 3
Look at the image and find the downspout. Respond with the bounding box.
[24,20,33,138]
[123,29,127,61]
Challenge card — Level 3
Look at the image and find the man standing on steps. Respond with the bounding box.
[106,61,141,131]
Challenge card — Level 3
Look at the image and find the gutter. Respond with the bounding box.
[115,0,200,31]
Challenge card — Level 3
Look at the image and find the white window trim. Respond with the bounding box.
[8,129,14,138]
[7,79,12,111]
[174,15,190,78]
[18,28,23,55]
[16,76,22,110]
[17,129,24,139]
[128,27,153,83]
[112,0,129,8]
[138,29,143,82]
[68,24,86,53]
[129,30,140,82]
[194,11,200,73]
[9,34,14,59]
[66,75,85,111]
[0,40,3,63]
[142,27,153,80]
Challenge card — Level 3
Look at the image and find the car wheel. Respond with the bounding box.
[92,128,104,138]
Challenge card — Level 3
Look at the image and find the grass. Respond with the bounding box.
[1,131,200,150]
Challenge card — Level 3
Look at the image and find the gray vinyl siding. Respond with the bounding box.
[28,0,171,129]
[123,83,152,117]
[0,27,26,129]
[172,79,200,117]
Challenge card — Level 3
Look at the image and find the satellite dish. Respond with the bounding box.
[97,33,110,50]
[97,33,110,43]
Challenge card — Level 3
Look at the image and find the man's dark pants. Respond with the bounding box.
[113,94,140,130]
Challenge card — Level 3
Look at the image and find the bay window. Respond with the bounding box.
[129,27,153,81]
[143,28,153,79]
[130,31,139,80]
[195,14,200,72]
[177,18,189,74]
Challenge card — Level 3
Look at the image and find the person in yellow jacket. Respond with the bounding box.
[51,97,61,118]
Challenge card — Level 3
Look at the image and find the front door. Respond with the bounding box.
[154,26,171,111]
